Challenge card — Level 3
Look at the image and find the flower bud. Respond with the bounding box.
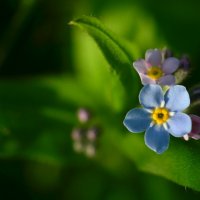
[77,108,90,123]
[73,141,84,152]
[71,128,82,141]
[179,55,190,71]
[85,143,96,157]
[188,115,200,140]
[86,127,99,141]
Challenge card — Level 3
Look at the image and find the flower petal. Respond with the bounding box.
[133,59,148,74]
[158,75,175,86]
[145,125,170,154]
[164,85,190,111]
[139,84,164,109]
[139,73,156,85]
[145,49,162,66]
[162,57,180,74]
[167,112,192,137]
[123,108,151,133]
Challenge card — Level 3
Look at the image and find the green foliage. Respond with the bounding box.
[119,134,200,191]
[1,0,200,197]
[1,75,200,193]
[0,77,76,164]
[69,16,140,107]
[69,15,200,192]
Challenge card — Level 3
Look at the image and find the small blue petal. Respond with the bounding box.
[139,84,164,109]
[145,125,170,154]
[123,108,151,133]
[164,85,190,111]
[167,112,192,137]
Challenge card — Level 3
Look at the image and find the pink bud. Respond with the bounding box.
[188,115,200,140]
[71,128,82,141]
[77,108,90,123]
[87,127,98,141]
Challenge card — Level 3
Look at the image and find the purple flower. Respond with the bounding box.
[133,49,180,86]
[123,84,192,154]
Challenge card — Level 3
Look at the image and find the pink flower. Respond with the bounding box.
[133,49,180,86]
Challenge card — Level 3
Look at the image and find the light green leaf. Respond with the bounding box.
[117,132,200,191]
[69,16,140,107]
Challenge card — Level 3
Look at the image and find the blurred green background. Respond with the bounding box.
[1,0,200,199]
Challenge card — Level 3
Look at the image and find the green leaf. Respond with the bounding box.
[117,133,200,191]
[69,15,140,107]
[91,108,200,192]
[68,16,200,191]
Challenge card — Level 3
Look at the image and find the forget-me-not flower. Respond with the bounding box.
[123,84,192,154]
[133,49,180,86]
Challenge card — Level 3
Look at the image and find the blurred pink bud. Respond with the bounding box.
[87,127,98,141]
[73,141,84,152]
[71,128,82,141]
[77,108,90,123]
[85,144,96,157]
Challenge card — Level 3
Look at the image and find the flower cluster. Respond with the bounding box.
[71,108,100,157]
[71,127,99,157]
[123,49,200,154]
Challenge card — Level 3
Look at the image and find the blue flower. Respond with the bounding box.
[123,84,192,154]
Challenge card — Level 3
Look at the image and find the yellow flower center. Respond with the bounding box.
[151,107,170,125]
[147,66,163,80]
